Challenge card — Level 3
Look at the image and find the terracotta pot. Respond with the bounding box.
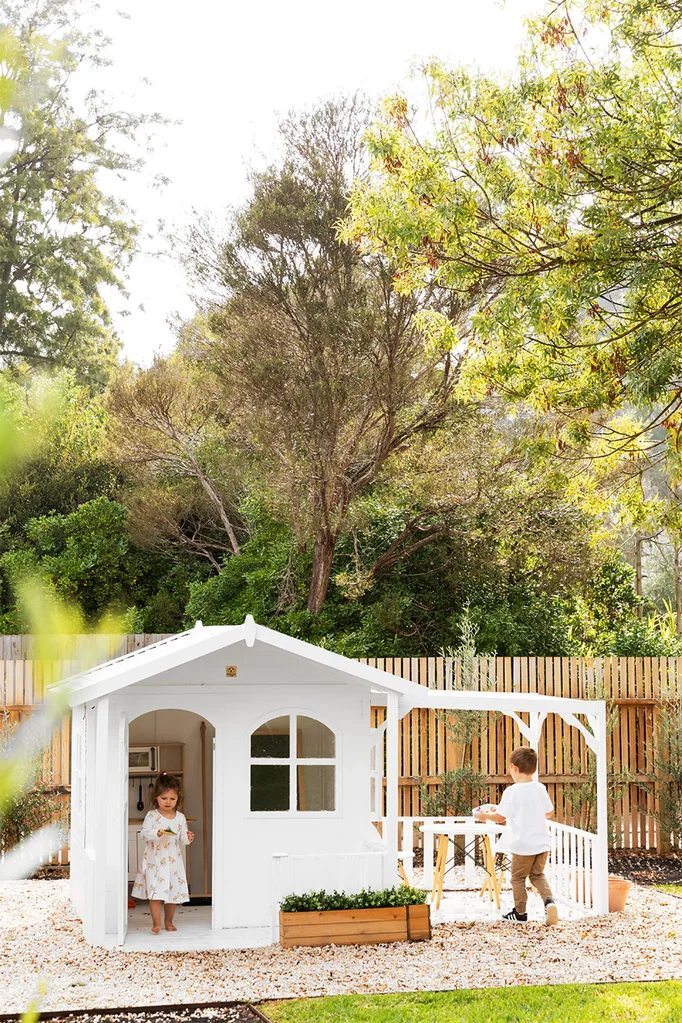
[608,875,632,912]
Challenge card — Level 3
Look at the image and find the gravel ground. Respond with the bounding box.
[44,1010,259,1023]
[2,880,682,1013]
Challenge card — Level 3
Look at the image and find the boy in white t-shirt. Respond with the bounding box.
[476,747,559,925]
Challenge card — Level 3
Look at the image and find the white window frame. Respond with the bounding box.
[248,712,338,817]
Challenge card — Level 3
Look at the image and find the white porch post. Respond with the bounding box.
[385,690,399,883]
[593,700,609,913]
[116,711,129,945]
[92,695,110,943]
[529,711,547,779]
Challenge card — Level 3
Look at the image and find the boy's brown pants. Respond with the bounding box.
[510,852,553,914]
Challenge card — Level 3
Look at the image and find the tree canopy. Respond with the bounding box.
[0,0,158,383]
[1,1,681,655]
[345,0,682,476]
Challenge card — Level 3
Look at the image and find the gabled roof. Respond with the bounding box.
[51,615,603,722]
[52,616,421,708]
[51,622,242,707]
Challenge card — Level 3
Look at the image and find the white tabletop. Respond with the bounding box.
[419,819,508,837]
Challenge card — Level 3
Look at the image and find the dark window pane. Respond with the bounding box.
[297,716,335,758]
[251,716,290,758]
[251,765,290,811]
[297,765,335,811]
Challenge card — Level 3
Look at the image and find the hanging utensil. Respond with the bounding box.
[136,782,144,812]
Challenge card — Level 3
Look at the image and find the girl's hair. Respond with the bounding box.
[150,772,183,809]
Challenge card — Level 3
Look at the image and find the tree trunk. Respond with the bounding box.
[675,543,681,637]
[185,448,241,556]
[307,528,338,615]
[635,533,644,615]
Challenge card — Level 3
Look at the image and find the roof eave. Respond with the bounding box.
[55,625,241,707]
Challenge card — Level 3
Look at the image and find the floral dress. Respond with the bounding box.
[131,809,191,904]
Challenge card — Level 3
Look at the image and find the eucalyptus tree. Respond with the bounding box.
[181,96,471,615]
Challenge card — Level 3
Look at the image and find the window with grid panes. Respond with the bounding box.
[250,715,336,812]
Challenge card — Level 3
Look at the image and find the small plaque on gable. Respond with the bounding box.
[225,665,238,677]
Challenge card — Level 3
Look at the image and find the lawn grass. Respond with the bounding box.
[655,883,682,897]
[264,981,682,1022]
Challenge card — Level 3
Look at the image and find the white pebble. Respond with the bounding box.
[0,880,680,1012]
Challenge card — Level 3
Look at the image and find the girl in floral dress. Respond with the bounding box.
[132,772,194,933]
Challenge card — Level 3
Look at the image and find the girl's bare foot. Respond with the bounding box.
[151,925,161,934]
[164,903,177,931]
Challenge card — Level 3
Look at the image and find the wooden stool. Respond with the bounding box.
[479,835,503,910]
[397,849,414,886]
[430,834,450,909]
[398,859,409,885]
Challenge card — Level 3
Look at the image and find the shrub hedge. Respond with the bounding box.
[279,885,427,913]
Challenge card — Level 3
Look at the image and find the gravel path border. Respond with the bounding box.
[0,1001,272,1022]
[2,881,682,1013]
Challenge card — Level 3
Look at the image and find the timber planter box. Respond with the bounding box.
[279,903,431,948]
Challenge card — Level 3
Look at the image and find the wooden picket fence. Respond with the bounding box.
[362,654,682,852]
[3,638,682,857]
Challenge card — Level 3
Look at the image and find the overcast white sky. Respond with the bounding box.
[90,0,543,365]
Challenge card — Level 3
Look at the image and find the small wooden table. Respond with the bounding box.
[420,820,509,910]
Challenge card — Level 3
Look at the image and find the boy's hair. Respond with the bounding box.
[150,771,182,809]
[510,747,538,775]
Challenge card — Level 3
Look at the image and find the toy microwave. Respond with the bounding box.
[128,745,159,774]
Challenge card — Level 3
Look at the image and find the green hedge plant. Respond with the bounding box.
[279,885,427,913]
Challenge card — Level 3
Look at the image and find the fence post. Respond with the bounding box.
[653,703,670,855]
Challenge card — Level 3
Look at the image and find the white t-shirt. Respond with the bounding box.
[496,781,553,856]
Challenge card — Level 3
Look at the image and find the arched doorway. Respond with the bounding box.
[126,708,216,946]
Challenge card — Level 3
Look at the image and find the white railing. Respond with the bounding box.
[373,816,602,915]
[0,843,69,869]
[271,851,389,941]
[372,815,480,886]
[547,821,598,913]
[371,816,424,884]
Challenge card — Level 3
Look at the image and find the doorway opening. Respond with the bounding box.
[125,709,215,947]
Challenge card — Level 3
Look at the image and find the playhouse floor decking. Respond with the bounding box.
[125,904,270,952]
[123,864,586,952]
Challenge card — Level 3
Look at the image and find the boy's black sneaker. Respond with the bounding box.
[502,908,528,923]
[545,899,559,926]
